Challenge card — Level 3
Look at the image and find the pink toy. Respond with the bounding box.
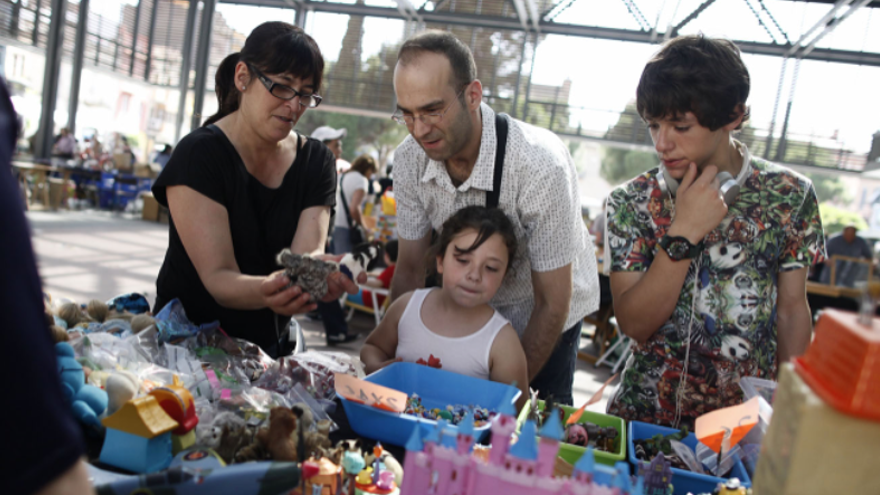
[400,389,643,495]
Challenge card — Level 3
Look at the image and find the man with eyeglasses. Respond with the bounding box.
[389,30,600,405]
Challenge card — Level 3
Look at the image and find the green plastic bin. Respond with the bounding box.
[516,398,626,467]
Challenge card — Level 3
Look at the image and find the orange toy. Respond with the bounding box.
[149,376,198,435]
[794,308,880,421]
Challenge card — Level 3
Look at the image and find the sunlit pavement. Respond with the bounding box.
[28,209,615,411]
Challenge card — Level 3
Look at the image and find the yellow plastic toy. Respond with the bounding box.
[149,376,199,454]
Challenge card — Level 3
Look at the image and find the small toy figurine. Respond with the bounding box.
[302,456,342,495]
[402,393,494,426]
[334,440,365,495]
[715,478,750,495]
[565,423,589,446]
[638,451,674,495]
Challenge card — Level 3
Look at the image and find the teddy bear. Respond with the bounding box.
[237,406,300,462]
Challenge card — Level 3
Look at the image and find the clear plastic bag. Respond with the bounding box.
[80,332,153,371]
[696,442,743,477]
[180,328,274,383]
[740,376,778,404]
[253,350,364,402]
[154,298,220,344]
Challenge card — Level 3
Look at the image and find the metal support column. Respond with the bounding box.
[775,58,801,163]
[67,0,90,136]
[763,56,787,159]
[190,0,217,131]
[294,5,308,29]
[32,0,42,45]
[144,0,160,82]
[34,0,67,159]
[129,0,143,76]
[175,0,199,142]
[510,31,528,119]
[521,34,538,122]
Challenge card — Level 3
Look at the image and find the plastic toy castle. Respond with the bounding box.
[400,389,643,495]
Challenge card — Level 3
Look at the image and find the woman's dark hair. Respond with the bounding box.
[636,34,750,131]
[428,206,518,280]
[204,22,324,126]
[350,154,378,176]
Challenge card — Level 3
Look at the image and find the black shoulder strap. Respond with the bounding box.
[486,113,509,209]
[339,171,355,229]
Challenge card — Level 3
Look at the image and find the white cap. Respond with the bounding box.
[310,126,347,142]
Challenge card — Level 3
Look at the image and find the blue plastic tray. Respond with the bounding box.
[628,421,751,495]
[339,362,520,447]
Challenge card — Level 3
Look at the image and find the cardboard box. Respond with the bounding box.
[142,192,159,222]
[751,363,880,494]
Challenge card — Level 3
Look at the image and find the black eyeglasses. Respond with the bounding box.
[391,89,465,127]
[248,64,322,108]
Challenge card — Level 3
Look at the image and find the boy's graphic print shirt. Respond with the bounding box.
[605,156,825,428]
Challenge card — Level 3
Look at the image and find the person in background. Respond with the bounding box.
[153,144,173,170]
[590,202,606,249]
[52,127,76,159]
[820,224,874,287]
[316,155,378,346]
[334,154,378,254]
[0,81,94,495]
[361,239,398,309]
[311,125,350,173]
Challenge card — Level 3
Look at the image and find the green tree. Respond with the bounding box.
[598,102,656,185]
[600,146,656,185]
[819,203,867,235]
[804,172,852,206]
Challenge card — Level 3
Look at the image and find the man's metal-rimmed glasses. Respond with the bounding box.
[391,89,465,127]
[248,64,322,108]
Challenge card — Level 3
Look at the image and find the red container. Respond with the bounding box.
[793,309,880,421]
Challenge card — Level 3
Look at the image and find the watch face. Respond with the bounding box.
[667,239,691,260]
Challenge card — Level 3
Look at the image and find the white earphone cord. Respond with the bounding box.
[673,253,701,430]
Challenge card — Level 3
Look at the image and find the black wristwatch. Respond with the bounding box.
[659,235,701,261]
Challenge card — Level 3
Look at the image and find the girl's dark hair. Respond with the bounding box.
[203,22,324,127]
[428,206,518,279]
[637,34,750,131]
[350,154,378,176]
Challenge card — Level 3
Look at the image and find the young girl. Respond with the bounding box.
[361,206,529,409]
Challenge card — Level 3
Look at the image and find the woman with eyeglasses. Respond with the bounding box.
[151,22,362,357]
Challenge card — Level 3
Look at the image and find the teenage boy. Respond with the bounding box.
[605,35,826,428]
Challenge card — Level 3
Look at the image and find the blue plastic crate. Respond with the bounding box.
[628,421,751,495]
[339,361,520,447]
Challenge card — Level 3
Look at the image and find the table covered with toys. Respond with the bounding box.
[49,280,880,495]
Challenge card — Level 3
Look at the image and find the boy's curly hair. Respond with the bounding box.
[637,34,750,131]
